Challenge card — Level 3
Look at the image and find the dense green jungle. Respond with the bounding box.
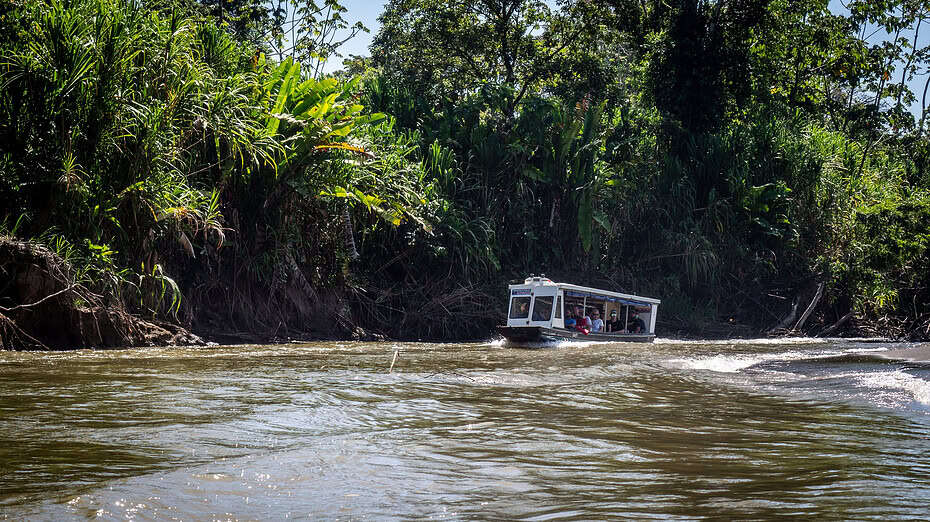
[2,0,930,349]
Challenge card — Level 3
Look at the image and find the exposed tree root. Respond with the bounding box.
[350,274,501,341]
[0,238,202,350]
[0,311,49,350]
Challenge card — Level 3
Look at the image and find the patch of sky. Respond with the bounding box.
[829,0,930,118]
[314,1,928,119]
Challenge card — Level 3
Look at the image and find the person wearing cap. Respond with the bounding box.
[606,310,623,332]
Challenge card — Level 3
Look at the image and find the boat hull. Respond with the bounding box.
[496,326,655,344]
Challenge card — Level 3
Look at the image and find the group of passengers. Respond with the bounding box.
[564,305,645,334]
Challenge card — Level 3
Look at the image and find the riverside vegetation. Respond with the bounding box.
[1,0,930,349]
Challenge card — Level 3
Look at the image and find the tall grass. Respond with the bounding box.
[0,0,435,336]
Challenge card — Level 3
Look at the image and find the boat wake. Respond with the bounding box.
[843,369,930,407]
[665,348,844,373]
[654,336,823,345]
[668,353,771,373]
[663,342,930,413]
[497,338,603,349]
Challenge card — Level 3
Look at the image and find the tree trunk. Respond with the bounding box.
[818,311,854,338]
[343,200,359,260]
[767,297,799,334]
[794,282,823,332]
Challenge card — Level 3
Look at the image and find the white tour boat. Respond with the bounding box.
[497,275,660,343]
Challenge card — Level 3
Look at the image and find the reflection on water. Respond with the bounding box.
[1,340,930,519]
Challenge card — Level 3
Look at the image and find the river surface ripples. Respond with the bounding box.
[2,338,930,519]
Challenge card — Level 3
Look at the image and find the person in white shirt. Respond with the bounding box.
[590,309,604,332]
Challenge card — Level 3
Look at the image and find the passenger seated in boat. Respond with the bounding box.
[577,307,591,329]
[564,308,576,328]
[606,310,623,332]
[590,309,604,332]
[630,312,646,333]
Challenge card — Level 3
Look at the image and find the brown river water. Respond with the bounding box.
[1,338,930,520]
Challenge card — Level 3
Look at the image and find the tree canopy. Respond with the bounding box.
[2,0,930,344]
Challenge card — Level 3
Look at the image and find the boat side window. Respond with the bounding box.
[509,296,531,319]
[532,296,553,321]
[554,296,562,319]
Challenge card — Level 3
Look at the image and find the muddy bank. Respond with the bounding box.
[0,238,389,350]
[2,235,923,350]
[0,239,202,350]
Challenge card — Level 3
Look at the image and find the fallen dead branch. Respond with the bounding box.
[0,284,77,313]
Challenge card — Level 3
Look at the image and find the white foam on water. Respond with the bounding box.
[845,346,894,353]
[491,335,612,349]
[670,354,768,373]
[655,337,822,345]
[854,369,930,406]
[801,369,930,407]
[668,348,844,374]
[501,338,603,349]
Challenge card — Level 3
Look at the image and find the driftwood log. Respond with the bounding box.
[818,311,854,338]
[767,282,826,336]
[767,297,799,335]
[795,282,824,332]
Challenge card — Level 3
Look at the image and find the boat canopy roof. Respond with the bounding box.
[509,278,660,307]
[559,283,660,307]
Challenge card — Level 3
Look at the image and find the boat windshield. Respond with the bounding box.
[531,296,553,321]
[509,296,531,319]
